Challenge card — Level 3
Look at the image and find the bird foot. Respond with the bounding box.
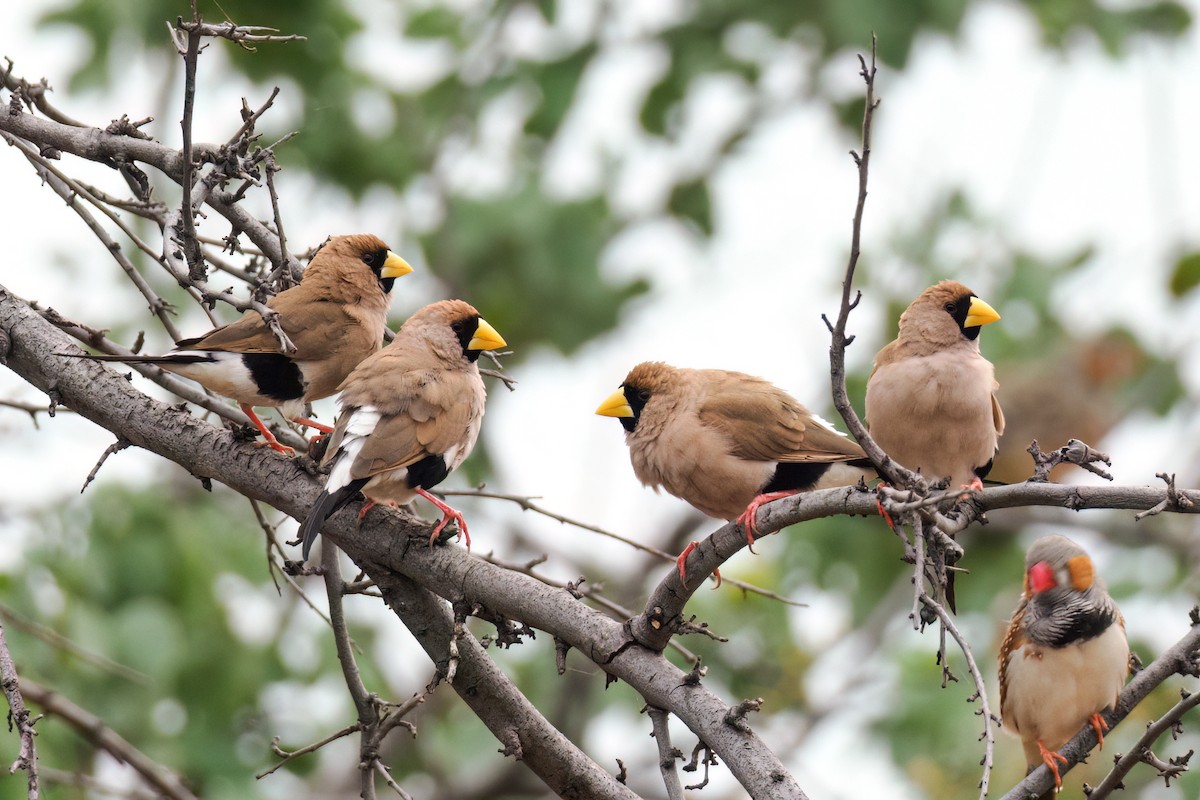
[1089,712,1109,750]
[357,499,400,520]
[734,490,798,551]
[675,541,721,589]
[1037,740,1068,791]
[956,476,984,499]
[292,416,334,434]
[416,488,470,550]
[873,483,897,530]
[253,438,296,456]
[240,404,296,456]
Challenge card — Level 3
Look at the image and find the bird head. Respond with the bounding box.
[311,234,414,294]
[904,280,1000,344]
[595,361,675,434]
[1023,534,1099,598]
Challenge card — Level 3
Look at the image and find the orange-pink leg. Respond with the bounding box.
[240,404,295,456]
[957,476,984,499]
[675,542,721,590]
[1036,740,1068,791]
[734,490,799,552]
[1090,712,1109,749]
[292,417,334,434]
[357,499,401,520]
[875,483,896,530]
[416,488,470,550]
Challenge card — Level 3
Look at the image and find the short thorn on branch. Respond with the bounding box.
[497,727,523,760]
[681,657,707,687]
[723,697,763,733]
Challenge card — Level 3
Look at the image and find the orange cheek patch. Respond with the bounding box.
[1067,555,1094,591]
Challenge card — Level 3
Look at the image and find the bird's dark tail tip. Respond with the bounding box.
[300,480,368,562]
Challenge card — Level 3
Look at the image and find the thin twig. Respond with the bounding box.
[179,19,307,48]
[20,678,197,800]
[1086,688,1200,798]
[917,583,995,800]
[444,488,806,606]
[646,706,685,800]
[824,34,917,489]
[255,724,360,779]
[0,618,39,800]
[175,9,205,283]
[80,437,131,493]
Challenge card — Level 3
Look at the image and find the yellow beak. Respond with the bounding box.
[468,318,507,351]
[965,296,1001,328]
[595,388,634,418]
[381,251,415,279]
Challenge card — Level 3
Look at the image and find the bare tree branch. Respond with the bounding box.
[645,706,685,800]
[1086,687,1200,799]
[0,618,39,799]
[19,678,196,800]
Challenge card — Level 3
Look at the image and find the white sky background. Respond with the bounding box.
[3,1,1200,798]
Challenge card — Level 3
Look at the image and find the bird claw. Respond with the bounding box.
[1090,712,1109,750]
[416,488,470,550]
[1037,740,1068,791]
[735,490,797,551]
[675,541,721,589]
[255,438,296,457]
[241,404,296,456]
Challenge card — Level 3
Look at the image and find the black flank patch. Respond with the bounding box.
[243,353,305,402]
[407,454,451,491]
[974,457,994,481]
[762,462,831,493]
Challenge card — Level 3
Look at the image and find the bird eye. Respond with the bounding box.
[451,321,465,332]
[637,389,651,402]
[362,252,378,266]
[943,302,956,314]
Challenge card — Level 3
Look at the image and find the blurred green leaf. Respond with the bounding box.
[405,8,460,39]
[667,178,713,235]
[1169,251,1200,297]
[524,45,595,139]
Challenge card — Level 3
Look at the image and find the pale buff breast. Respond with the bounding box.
[866,346,999,485]
[361,472,420,507]
[627,402,775,521]
[1000,624,1128,762]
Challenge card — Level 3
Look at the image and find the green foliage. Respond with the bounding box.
[428,187,649,355]
[5,484,334,798]
[14,2,1200,798]
[37,0,1191,359]
[1169,250,1200,297]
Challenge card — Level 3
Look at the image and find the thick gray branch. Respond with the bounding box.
[0,285,805,799]
[632,482,1199,650]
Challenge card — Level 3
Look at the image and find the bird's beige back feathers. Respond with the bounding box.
[176,234,397,401]
[616,362,868,520]
[333,299,488,479]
